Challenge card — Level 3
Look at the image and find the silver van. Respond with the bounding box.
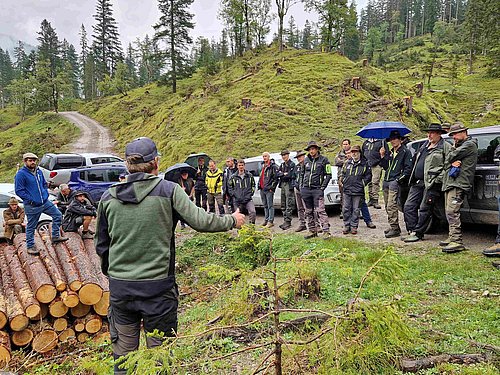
[244,152,341,208]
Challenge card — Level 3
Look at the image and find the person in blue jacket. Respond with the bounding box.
[14,153,68,255]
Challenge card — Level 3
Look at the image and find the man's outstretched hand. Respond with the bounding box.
[232,209,246,229]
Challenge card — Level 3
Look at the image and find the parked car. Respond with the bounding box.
[39,153,124,187]
[244,152,341,208]
[0,183,52,238]
[67,165,127,203]
[406,125,500,226]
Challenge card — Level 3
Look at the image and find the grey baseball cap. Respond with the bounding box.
[125,137,158,163]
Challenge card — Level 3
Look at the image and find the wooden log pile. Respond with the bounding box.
[0,231,109,364]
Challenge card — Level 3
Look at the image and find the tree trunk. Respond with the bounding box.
[11,327,34,347]
[82,238,110,293]
[71,302,91,318]
[53,317,68,332]
[62,233,103,305]
[0,261,8,330]
[45,237,82,292]
[0,331,11,365]
[2,244,41,319]
[85,314,103,334]
[14,236,56,304]
[170,0,177,93]
[35,234,67,292]
[59,327,75,343]
[0,250,29,331]
[32,327,58,353]
[244,0,251,50]
[49,297,68,318]
[277,2,284,53]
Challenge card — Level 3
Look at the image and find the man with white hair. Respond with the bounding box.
[55,184,77,215]
[258,152,278,227]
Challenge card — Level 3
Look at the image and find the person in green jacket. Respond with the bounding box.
[95,137,245,374]
[440,123,478,253]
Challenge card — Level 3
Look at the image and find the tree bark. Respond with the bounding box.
[0,250,28,331]
[0,258,9,330]
[43,237,82,292]
[0,330,11,365]
[14,236,56,304]
[3,244,41,319]
[400,354,488,372]
[35,234,66,292]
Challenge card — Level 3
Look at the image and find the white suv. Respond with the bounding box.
[243,152,341,208]
[38,153,124,187]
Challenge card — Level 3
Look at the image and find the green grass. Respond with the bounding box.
[0,109,80,182]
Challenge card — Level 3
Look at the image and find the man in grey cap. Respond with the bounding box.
[95,137,245,374]
[15,152,68,255]
[441,123,478,253]
[277,149,296,230]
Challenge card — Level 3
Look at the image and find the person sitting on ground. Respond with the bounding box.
[228,159,256,224]
[340,145,372,235]
[62,191,97,239]
[54,184,76,215]
[3,197,25,244]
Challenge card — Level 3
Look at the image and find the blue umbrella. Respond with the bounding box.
[356,121,411,139]
[164,163,197,182]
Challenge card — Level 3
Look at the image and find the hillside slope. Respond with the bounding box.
[81,48,499,167]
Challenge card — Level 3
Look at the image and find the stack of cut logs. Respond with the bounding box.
[0,231,109,365]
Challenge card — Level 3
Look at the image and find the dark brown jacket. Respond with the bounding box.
[3,207,25,240]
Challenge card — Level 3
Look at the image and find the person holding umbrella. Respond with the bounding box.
[362,137,388,209]
[379,130,413,238]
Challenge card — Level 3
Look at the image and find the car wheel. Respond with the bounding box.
[37,221,52,235]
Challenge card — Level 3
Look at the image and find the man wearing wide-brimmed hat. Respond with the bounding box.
[293,150,310,232]
[3,197,25,244]
[15,152,68,255]
[300,141,332,238]
[379,130,413,238]
[440,122,478,253]
[277,149,296,230]
[404,123,451,243]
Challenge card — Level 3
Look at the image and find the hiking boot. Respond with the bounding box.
[384,228,390,235]
[266,222,274,228]
[351,228,358,235]
[279,222,292,230]
[295,225,307,232]
[439,238,451,247]
[81,232,94,240]
[262,221,268,227]
[366,222,376,229]
[27,246,39,255]
[323,231,332,239]
[304,232,318,239]
[482,243,500,257]
[87,229,96,235]
[52,236,69,244]
[404,233,422,243]
[342,227,350,235]
[442,242,466,253]
[385,229,401,238]
[339,213,343,219]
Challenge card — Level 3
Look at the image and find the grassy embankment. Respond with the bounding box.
[0,107,79,182]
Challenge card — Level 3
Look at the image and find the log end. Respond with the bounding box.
[53,318,68,332]
[35,285,57,304]
[79,284,103,306]
[10,315,29,332]
[62,292,80,308]
[77,332,89,343]
[85,317,103,334]
[56,282,67,292]
[69,280,83,292]
[12,328,34,347]
[25,304,42,320]
[0,346,11,365]
[49,300,69,318]
[32,330,58,353]
[93,291,110,316]
[0,313,7,330]
[59,328,76,343]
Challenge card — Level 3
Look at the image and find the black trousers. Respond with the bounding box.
[109,286,179,374]
[403,181,425,232]
[195,189,207,210]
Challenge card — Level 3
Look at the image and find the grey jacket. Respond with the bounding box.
[442,136,478,192]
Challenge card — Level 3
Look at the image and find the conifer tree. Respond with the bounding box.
[301,20,313,49]
[276,0,298,52]
[153,0,195,93]
[343,1,360,60]
[304,0,349,51]
[0,49,14,108]
[13,41,28,79]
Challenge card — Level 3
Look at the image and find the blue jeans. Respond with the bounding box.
[260,190,275,222]
[360,200,372,224]
[24,200,62,248]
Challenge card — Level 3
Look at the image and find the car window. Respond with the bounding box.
[246,161,260,177]
[107,169,124,182]
[39,155,51,169]
[0,194,11,208]
[90,157,122,164]
[86,170,106,182]
[475,134,500,165]
[53,156,85,170]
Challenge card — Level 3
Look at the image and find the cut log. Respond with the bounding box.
[32,328,58,353]
[77,332,89,343]
[14,236,56,303]
[53,317,68,332]
[70,302,91,318]
[11,328,34,347]
[0,262,8,330]
[59,327,76,343]
[82,238,109,292]
[93,291,110,317]
[43,237,82,292]
[35,234,67,291]
[61,290,79,308]
[85,314,103,334]
[49,297,68,318]
[31,303,49,321]
[74,318,85,333]
[63,233,103,305]
[0,250,29,331]
[94,331,111,344]
[0,330,11,365]
[3,244,41,319]
[400,354,487,372]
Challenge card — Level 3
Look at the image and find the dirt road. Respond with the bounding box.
[60,111,115,154]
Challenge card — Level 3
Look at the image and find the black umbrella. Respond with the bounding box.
[164,163,197,182]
